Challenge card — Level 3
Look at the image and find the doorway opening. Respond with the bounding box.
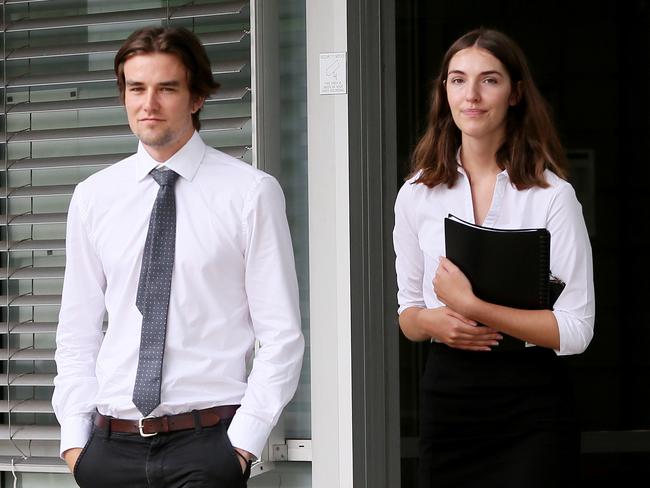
[395,1,650,486]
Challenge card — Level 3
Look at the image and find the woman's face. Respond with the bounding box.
[445,46,518,144]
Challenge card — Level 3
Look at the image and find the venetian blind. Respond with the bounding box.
[0,0,252,473]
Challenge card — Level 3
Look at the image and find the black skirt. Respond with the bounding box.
[419,342,580,488]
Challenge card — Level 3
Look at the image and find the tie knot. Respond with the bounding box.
[150,167,179,187]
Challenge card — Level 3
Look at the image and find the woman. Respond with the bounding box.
[393,28,595,487]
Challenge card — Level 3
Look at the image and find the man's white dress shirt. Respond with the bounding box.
[53,131,304,459]
[393,165,595,355]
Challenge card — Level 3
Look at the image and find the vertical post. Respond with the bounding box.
[306,0,354,486]
[347,0,400,486]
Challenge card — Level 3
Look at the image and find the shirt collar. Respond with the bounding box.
[455,146,509,180]
[135,131,205,182]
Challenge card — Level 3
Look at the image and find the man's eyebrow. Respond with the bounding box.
[125,80,182,86]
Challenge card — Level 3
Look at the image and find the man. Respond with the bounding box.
[52,26,304,488]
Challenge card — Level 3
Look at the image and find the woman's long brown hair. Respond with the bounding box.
[410,28,567,189]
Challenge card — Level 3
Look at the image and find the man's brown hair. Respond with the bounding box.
[114,26,220,130]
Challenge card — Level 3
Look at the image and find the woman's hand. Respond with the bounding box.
[428,307,501,351]
[434,256,476,315]
[399,306,501,351]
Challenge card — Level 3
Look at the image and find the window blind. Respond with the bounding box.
[0,0,252,473]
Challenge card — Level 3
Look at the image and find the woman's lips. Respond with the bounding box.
[461,109,486,117]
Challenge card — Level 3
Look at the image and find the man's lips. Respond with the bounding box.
[139,118,164,122]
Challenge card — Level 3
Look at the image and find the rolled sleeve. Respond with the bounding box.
[394,182,427,314]
[547,184,595,355]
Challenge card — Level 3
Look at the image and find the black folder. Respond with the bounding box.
[443,214,564,350]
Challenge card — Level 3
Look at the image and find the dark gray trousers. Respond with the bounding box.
[73,419,250,488]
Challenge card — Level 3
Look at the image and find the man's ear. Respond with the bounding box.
[191,96,205,114]
[509,81,522,106]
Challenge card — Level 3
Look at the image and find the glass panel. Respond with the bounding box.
[251,0,310,485]
[273,0,309,442]
[396,1,650,485]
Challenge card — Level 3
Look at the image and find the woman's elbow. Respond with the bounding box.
[557,315,594,355]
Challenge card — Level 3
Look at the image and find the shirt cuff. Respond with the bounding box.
[59,414,93,458]
[227,410,273,460]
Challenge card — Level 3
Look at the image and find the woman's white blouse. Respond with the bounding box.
[393,166,595,355]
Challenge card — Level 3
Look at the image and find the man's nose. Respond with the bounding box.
[143,90,159,111]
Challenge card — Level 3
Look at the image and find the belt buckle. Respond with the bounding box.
[138,416,158,437]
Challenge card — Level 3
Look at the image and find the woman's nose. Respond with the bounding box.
[465,81,480,102]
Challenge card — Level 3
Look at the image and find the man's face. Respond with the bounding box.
[123,52,203,161]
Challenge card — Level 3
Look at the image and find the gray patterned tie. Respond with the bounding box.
[132,167,179,416]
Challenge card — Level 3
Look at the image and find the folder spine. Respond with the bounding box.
[538,232,551,308]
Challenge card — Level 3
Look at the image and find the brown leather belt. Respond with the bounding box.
[94,405,239,437]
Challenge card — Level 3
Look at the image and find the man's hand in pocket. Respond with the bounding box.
[63,448,83,473]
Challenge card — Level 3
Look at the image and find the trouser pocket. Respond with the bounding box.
[72,432,95,483]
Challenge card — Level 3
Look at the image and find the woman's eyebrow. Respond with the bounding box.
[447,69,504,77]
